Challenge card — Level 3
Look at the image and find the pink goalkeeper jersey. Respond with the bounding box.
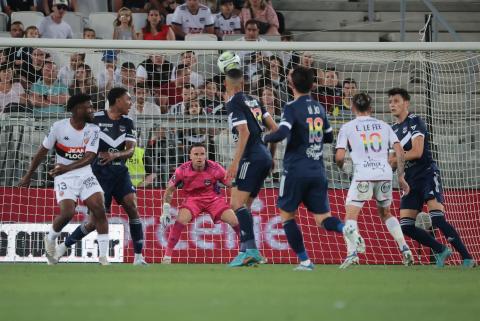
[168,160,227,197]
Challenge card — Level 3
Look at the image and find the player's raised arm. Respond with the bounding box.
[264,103,293,143]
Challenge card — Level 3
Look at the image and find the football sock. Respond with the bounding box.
[129,218,144,254]
[166,221,186,257]
[97,234,109,258]
[231,225,245,252]
[283,219,308,261]
[400,217,444,253]
[65,223,89,247]
[344,219,358,232]
[385,217,408,250]
[47,225,60,241]
[235,207,256,249]
[430,210,472,259]
[322,216,344,234]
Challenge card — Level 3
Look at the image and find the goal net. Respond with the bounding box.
[0,39,479,265]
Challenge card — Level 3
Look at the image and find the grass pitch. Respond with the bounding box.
[1,264,478,321]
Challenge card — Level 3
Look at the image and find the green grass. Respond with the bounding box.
[0,264,478,321]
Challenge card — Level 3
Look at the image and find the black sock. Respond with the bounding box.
[400,217,444,253]
[322,216,344,234]
[65,223,90,247]
[430,211,472,259]
[129,218,144,254]
[283,219,308,261]
[235,207,256,250]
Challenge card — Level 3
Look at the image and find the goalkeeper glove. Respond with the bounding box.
[160,203,172,227]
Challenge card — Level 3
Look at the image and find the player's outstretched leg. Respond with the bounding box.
[121,193,147,265]
[45,199,77,265]
[162,208,191,264]
[338,204,365,269]
[429,209,476,268]
[378,207,413,266]
[400,216,451,267]
[280,210,314,271]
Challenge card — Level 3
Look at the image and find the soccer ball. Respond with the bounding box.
[217,51,241,73]
[415,212,432,230]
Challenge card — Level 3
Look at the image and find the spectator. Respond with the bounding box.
[129,82,161,120]
[259,85,279,117]
[152,88,170,113]
[38,0,74,39]
[113,7,139,40]
[39,0,77,15]
[97,50,121,91]
[139,8,175,40]
[171,0,215,40]
[58,52,85,87]
[240,0,279,35]
[68,63,104,111]
[313,67,342,114]
[10,20,24,38]
[29,60,69,114]
[180,99,210,159]
[287,50,314,72]
[170,50,204,88]
[3,21,23,64]
[18,48,47,89]
[264,55,288,103]
[236,19,271,63]
[160,63,190,106]
[333,78,357,117]
[113,0,157,13]
[0,63,27,114]
[25,25,40,38]
[1,0,36,18]
[201,79,224,114]
[136,54,173,89]
[214,0,241,39]
[169,82,197,114]
[12,25,40,66]
[115,61,137,92]
[83,27,96,39]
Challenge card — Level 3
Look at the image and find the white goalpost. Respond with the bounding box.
[0,38,479,264]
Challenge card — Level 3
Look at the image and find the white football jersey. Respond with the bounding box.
[336,116,399,181]
[214,13,241,35]
[42,118,100,177]
[171,4,214,34]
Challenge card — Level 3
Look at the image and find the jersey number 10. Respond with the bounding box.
[360,132,382,153]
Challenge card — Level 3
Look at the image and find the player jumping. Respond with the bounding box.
[18,94,110,265]
[335,92,412,268]
[159,143,241,263]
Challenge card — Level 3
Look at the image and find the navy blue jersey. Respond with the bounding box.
[92,110,136,171]
[227,92,271,160]
[281,95,332,177]
[392,113,437,181]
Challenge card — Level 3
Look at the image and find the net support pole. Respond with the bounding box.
[422,0,461,41]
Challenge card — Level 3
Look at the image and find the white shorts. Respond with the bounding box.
[346,180,392,208]
[54,174,103,204]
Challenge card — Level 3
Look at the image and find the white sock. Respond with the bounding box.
[134,253,143,261]
[97,234,109,258]
[48,225,60,241]
[344,219,358,232]
[385,217,407,250]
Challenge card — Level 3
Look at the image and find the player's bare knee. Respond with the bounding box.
[314,213,330,226]
[377,205,392,221]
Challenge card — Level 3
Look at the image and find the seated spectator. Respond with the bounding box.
[214,0,241,39]
[10,20,24,38]
[129,82,161,120]
[171,0,215,40]
[169,82,197,115]
[287,51,314,73]
[313,67,342,114]
[18,48,48,89]
[97,50,121,91]
[113,7,139,40]
[158,0,178,17]
[12,26,40,67]
[68,63,104,111]
[58,52,85,87]
[138,8,175,40]
[240,0,279,35]
[258,85,279,117]
[0,63,27,114]
[264,55,288,103]
[3,21,24,65]
[113,0,156,13]
[161,63,190,106]
[333,78,357,117]
[1,0,36,18]
[83,28,96,39]
[180,99,211,159]
[152,88,171,114]
[25,26,40,38]
[137,54,173,89]
[114,61,137,93]
[201,79,224,114]
[170,50,204,88]
[39,0,77,15]
[38,0,74,39]
[236,19,272,63]
[29,60,69,114]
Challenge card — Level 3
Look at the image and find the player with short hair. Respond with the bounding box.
[56,87,148,265]
[263,66,344,271]
[335,92,412,268]
[18,93,109,265]
[389,87,476,268]
[159,143,241,264]
[225,67,278,267]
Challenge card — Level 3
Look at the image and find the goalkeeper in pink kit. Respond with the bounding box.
[160,143,241,263]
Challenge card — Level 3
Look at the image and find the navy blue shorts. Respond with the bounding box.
[277,174,330,214]
[93,167,136,210]
[400,170,444,211]
[234,158,272,198]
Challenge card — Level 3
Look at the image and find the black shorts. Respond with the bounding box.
[400,170,444,211]
[233,158,272,198]
[94,167,136,210]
